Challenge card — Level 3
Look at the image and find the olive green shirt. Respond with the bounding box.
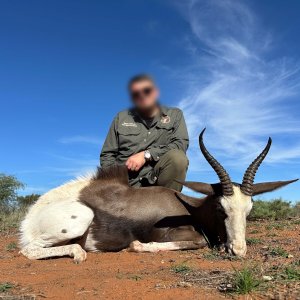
[100,106,189,186]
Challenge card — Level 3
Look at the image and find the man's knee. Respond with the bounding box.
[163,149,188,171]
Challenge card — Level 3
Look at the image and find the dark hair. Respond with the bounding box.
[128,74,155,90]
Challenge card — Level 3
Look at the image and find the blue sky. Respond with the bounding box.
[1,0,299,201]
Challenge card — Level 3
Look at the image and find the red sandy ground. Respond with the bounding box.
[0,220,299,300]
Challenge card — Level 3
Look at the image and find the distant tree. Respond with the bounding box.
[294,202,300,217]
[17,194,40,208]
[0,174,24,212]
[249,198,295,220]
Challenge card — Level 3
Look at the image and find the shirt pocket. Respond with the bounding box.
[117,125,141,151]
[155,122,175,145]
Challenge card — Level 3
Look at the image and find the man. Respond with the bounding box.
[100,74,189,191]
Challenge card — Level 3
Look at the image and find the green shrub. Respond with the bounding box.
[293,203,300,217]
[0,174,24,212]
[17,194,40,208]
[0,208,27,232]
[231,267,261,294]
[6,242,17,251]
[249,199,296,220]
[269,247,289,258]
[0,282,14,292]
[282,266,300,281]
[246,238,262,245]
[171,263,192,274]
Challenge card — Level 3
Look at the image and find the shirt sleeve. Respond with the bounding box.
[148,109,189,161]
[100,115,119,168]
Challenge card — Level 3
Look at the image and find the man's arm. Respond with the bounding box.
[100,116,119,168]
[148,109,189,161]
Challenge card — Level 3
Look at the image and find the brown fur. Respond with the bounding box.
[93,165,129,185]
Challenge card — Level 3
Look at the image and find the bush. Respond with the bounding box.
[17,194,40,208]
[248,199,298,220]
[0,174,24,212]
[232,266,261,294]
[0,207,28,232]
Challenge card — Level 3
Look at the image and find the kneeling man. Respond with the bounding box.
[100,74,189,191]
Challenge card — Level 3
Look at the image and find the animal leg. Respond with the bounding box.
[21,243,87,264]
[20,201,94,262]
[128,240,203,253]
[129,226,207,253]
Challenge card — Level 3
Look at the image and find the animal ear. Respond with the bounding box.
[252,179,298,196]
[175,192,204,208]
[175,180,215,195]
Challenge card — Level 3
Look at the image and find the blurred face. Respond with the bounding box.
[130,80,159,112]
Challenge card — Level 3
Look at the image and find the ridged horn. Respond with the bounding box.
[241,137,272,196]
[199,128,233,196]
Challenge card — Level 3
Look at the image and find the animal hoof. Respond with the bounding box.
[129,240,143,252]
[72,245,87,264]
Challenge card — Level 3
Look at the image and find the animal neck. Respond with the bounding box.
[192,195,221,245]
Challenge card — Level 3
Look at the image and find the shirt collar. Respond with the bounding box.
[130,104,166,118]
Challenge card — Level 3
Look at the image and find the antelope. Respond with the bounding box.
[20,129,297,262]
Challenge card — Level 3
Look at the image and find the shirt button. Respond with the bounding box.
[144,139,147,142]
[148,132,151,135]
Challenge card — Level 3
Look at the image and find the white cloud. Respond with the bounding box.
[173,0,300,173]
[58,135,101,145]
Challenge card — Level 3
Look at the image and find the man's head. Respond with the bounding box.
[128,74,159,113]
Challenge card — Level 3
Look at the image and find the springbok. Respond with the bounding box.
[20,129,297,262]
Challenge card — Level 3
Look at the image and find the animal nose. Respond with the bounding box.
[231,241,247,257]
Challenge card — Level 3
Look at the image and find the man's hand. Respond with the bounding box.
[126,151,146,172]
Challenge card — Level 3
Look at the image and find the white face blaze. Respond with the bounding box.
[220,185,253,257]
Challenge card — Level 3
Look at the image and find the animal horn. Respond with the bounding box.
[199,128,233,196]
[241,137,272,196]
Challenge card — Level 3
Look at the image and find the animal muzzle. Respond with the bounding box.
[227,240,247,257]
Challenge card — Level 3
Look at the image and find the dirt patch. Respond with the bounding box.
[0,220,299,300]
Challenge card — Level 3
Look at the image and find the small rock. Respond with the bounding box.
[263,275,273,281]
[262,246,268,249]
[178,281,192,288]
[287,254,294,258]
[155,283,167,289]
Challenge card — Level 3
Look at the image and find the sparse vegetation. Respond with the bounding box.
[0,174,24,212]
[17,194,40,208]
[171,263,192,274]
[203,248,240,261]
[246,238,262,245]
[269,247,289,258]
[266,223,285,230]
[128,275,142,281]
[231,267,261,294]
[0,174,40,232]
[0,282,14,292]
[249,199,299,220]
[282,266,300,281]
[0,207,28,232]
[5,242,17,251]
[203,249,220,260]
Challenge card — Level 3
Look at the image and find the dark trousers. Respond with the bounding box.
[141,149,189,192]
